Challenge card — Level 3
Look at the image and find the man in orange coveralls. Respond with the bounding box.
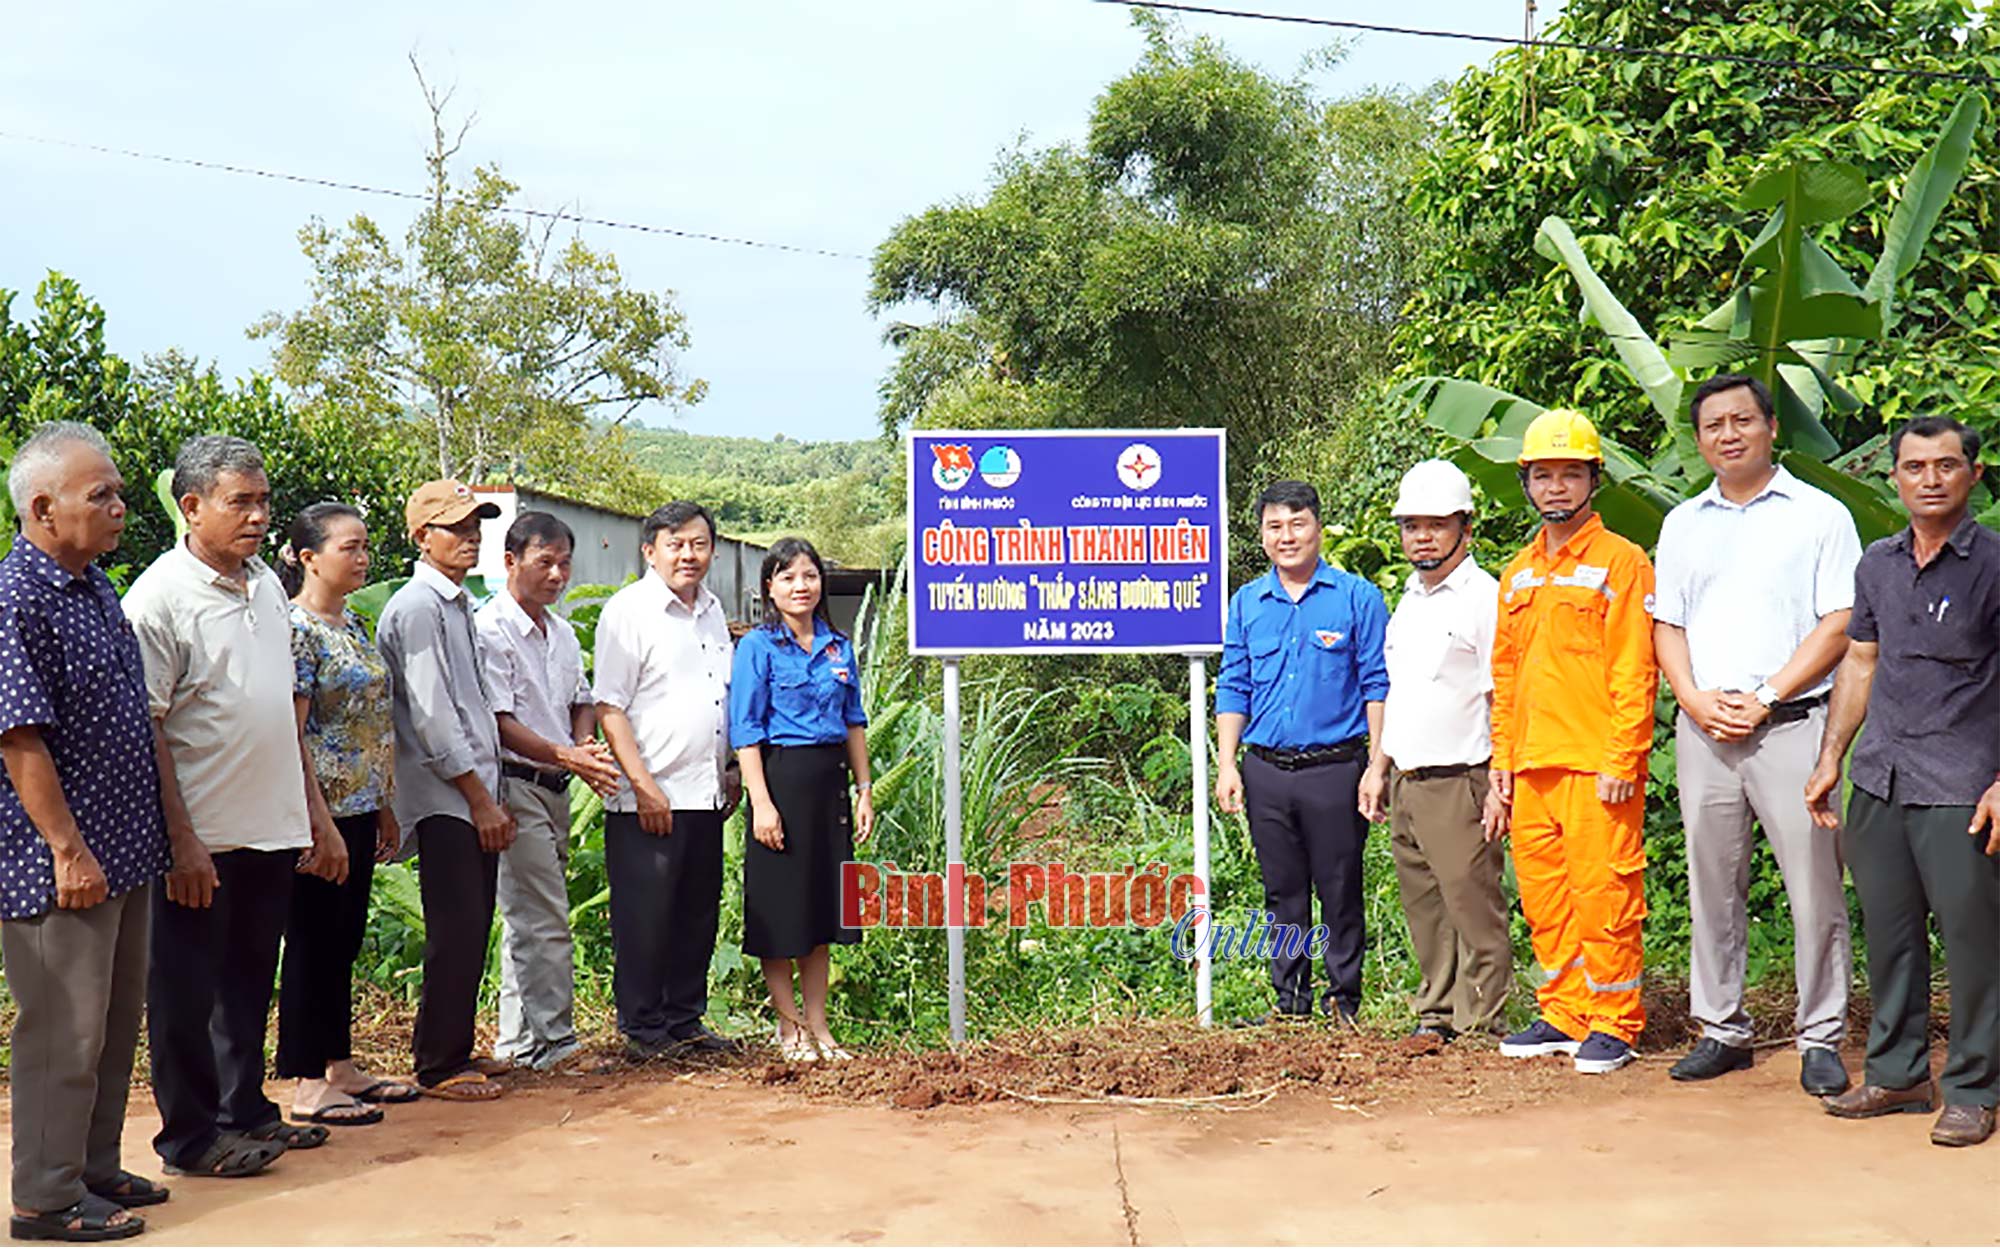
[1485,408,1659,1075]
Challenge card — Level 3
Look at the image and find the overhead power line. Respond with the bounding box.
[1106,0,1999,85]
[0,128,870,262]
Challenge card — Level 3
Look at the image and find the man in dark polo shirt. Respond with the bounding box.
[0,423,182,1240]
[1215,481,1390,1026]
[1805,415,2000,1148]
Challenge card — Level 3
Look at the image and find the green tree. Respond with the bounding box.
[1,273,416,575]
[1397,0,2000,449]
[868,18,1437,537]
[252,59,704,500]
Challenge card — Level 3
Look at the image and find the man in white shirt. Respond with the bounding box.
[125,436,347,1176]
[1654,373,1861,1097]
[1359,460,1508,1041]
[593,501,740,1059]
[476,512,621,1072]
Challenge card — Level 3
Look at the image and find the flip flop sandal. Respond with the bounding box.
[469,1056,517,1077]
[351,1078,422,1104]
[162,1135,284,1178]
[84,1171,169,1208]
[420,1072,505,1101]
[294,1099,385,1126]
[241,1120,329,1150]
[10,1194,144,1242]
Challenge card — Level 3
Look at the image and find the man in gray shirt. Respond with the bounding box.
[376,480,512,1101]
[1806,416,2000,1148]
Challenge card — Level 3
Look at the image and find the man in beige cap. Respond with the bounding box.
[375,480,513,1101]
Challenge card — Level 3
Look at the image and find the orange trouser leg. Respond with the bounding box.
[1552,772,1647,1043]
[1509,770,1589,1039]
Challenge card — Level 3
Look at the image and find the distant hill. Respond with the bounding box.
[624,427,902,568]
[627,427,898,486]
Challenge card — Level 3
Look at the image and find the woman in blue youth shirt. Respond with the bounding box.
[730,538,873,1061]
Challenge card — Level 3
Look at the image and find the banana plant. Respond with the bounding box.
[1407,89,1987,550]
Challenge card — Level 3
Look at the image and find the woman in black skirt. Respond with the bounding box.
[729,537,873,1061]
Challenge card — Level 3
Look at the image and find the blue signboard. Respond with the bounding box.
[907,429,1227,655]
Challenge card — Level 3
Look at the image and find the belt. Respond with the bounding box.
[1248,738,1367,771]
[502,761,571,794]
[1399,760,1486,783]
[1766,694,1828,727]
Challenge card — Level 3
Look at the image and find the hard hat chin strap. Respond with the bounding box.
[1519,464,1600,525]
[1411,519,1467,572]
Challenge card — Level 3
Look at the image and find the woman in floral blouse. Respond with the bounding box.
[274,503,417,1122]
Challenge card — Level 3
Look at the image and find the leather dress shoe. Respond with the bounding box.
[667,1025,743,1056]
[1824,1080,1937,1119]
[1799,1047,1851,1097]
[1931,1104,1997,1147]
[1669,1038,1752,1082]
[1410,1023,1458,1044]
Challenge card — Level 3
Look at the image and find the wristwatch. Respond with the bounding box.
[1753,682,1782,708]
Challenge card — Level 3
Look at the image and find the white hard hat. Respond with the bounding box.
[1391,459,1475,518]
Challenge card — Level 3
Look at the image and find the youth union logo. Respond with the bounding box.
[931,443,975,492]
[978,444,1022,489]
[1115,442,1161,491]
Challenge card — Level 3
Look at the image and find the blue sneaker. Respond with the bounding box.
[1499,1019,1583,1058]
[1573,1031,1637,1074]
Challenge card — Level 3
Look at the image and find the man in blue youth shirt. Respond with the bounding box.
[1216,481,1390,1025]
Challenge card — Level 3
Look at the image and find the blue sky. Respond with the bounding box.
[2,2,1562,444]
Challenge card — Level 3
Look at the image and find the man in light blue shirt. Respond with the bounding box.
[1215,481,1389,1025]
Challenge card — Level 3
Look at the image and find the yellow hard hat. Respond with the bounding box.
[1516,408,1603,464]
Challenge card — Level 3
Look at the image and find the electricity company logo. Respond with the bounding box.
[1116,442,1161,491]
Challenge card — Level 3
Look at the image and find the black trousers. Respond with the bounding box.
[1242,751,1367,1016]
[276,812,378,1078]
[149,848,295,1168]
[605,810,722,1046]
[412,815,499,1087]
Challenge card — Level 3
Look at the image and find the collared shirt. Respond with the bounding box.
[291,605,395,818]
[124,541,310,853]
[476,589,590,768]
[1381,556,1498,770]
[0,541,170,920]
[376,560,502,830]
[1216,560,1390,751]
[591,573,730,812]
[730,622,869,749]
[1492,513,1658,781]
[1848,514,2000,807]
[1653,465,1861,696]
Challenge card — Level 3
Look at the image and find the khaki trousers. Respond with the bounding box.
[1389,765,1510,1032]
[495,778,578,1067]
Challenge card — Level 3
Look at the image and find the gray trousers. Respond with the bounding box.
[3,883,150,1213]
[495,778,577,1066]
[1388,766,1510,1033]
[1676,707,1850,1050]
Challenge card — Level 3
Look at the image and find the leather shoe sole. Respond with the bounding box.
[1931,1104,1997,1147]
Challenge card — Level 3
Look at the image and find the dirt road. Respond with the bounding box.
[25,1043,1998,1245]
